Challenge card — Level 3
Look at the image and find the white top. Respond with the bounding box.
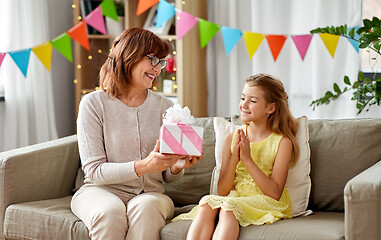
[77,89,182,195]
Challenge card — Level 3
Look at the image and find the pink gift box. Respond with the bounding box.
[159,124,203,156]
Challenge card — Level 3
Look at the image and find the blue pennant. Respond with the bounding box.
[221,26,242,55]
[156,0,176,28]
[9,49,32,78]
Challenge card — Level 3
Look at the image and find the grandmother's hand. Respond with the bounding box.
[170,154,203,175]
[135,140,180,176]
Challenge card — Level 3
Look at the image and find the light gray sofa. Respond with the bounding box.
[1,117,381,240]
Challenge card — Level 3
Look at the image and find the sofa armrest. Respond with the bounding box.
[0,135,79,238]
[344,160,381,240]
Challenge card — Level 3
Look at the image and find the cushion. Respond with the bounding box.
[161,212,344,240]
[307,118,381,212]
[163,117,216,205]
[211,116,312,217]
[4,196,89,240]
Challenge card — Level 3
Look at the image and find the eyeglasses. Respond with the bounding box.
[145,55,167,69]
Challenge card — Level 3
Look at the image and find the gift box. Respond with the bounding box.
[159,104,203,156]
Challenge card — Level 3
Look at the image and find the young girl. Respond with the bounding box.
[173,73,300,240]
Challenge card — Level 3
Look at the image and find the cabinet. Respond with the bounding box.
[72,0,207,118]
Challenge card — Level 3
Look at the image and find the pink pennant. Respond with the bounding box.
[291,35,313,60]
[177,10,198,40]
[85,6,107,35]
[0,53,6,68]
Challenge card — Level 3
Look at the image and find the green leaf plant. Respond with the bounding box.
[310,16,381,114]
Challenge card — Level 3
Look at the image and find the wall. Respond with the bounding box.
[47,0,76,137]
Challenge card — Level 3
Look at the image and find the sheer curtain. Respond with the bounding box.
[207,0,380,119]
[0,0,58,151]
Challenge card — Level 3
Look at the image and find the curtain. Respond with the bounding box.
[207,0,381,119]
[0,0,58,151]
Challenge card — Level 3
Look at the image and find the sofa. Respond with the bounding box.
[1,116,381,240]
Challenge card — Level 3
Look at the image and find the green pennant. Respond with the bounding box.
[101,0,119,22]
[198,19,221,48]
[50,33,72,62]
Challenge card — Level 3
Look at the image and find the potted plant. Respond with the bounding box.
[309,16,381,114]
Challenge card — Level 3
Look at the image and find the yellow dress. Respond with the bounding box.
[172,126,292,226]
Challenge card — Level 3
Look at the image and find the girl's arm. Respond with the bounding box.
[239,130,292,200]
[217,131,240,196]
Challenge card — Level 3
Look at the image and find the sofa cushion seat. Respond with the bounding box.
[161,212,344,240]
[4,196,89,240]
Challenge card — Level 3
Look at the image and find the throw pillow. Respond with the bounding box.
[211,116,312,217]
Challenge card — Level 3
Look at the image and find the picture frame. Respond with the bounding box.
[143,4,174,35]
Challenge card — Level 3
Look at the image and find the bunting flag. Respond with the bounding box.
[319,33,340,58]
[137,0,159,16]
[198,19,221,48]
[156,0,175,28]
[346,27,360,52]
[176,10,198,40]
[221,26,242,55]
[32,42,53,71]
[266,35,287,61]
[50,33,73,62]
[85,6,107,35]
[9,49,32,77]
[291,35,312,60]
[101,0,119,22]
[243,32,265,59]
[0,53,6,69]
[67,20,90,50]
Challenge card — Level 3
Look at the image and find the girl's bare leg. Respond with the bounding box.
[212,209,239,240]
[187,204,219,240]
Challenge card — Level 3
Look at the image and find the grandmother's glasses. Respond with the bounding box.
[145,55,167,69]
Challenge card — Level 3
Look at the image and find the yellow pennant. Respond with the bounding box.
[243,31,265,59]
[32,42,53,71]
[319,33,340,58]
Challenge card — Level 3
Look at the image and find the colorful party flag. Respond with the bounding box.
[156,0,175,28]
[198,19,221,48]
[50,33,73,62]
[32,42,53,71]
[101,0,119,22]
[176,10,198,40]
[221,26,242,55]
[0,53,6,69]
[67,20,90,50]
[347,27,360,52]
[319,33,340,58]
[291,35,313,60]
[266,35,287,61]
[9,49,32,77]
[243,31,265,59]
[137,0,159,16]
[85,6,107,35]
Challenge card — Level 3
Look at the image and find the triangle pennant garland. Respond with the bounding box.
[156,0,175,28]
[243,31,265,59]
[32,42,53,71]
[0,53,6,69]
[137,0,159,16]
[266,35,287,61]
[221,26,242,55]
[50,33,73,62]
[319,33,340,58]
[291,35,312,60]
[9,49,32,77]
[176,10,198,40]
[198,19,221,48]
[67,20,90,50]
[85,6,107,35]
[100,0,119,22]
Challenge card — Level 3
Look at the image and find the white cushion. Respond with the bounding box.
[211,116,312,217]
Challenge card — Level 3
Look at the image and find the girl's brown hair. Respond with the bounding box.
[99,28,170,97]
[246,73,300,166]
